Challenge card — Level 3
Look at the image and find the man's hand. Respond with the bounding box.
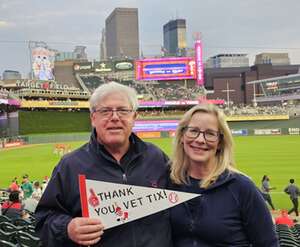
[67,217,104,246]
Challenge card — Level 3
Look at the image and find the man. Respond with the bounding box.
[35,82,172,247]
[21,174,33,199]
[261,175,276,210]
[284,178,300,217]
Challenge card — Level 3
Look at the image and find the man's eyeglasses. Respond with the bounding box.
[94,107,134,118]
[183,127,221,142]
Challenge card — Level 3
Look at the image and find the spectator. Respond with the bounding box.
[1,191,27,220]
[41,176,49,192]
[275,209,295,227]
[8,177,19,192]
[35,82,172,247]
[261,175,276,210]
[169,104,279,247]
[284,178,300,217]
[21,174,33,199]
[31,181,42,201]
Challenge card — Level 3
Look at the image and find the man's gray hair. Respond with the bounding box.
[89,81,139,112]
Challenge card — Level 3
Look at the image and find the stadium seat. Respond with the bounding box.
[0,239,16,247]
[0,222,22,234]
[0,216,12,224]
[15,231,41,247]
[0,229,16,243]
[276,224,300,247]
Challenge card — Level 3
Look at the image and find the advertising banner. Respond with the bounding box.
[133,120,178,132]
[288,128,300,135]
[79,176,199,229]
[135,131,161,139]
[32,47,55,80]
[231,129,248,136]
[194,39,204,85]
[254,129,281,135]
[113,60,134,72]
[21,100,89,109]
[4,141,24,148]
[73,62,93,73]
[135,57,196,81]
[94,62,113,73]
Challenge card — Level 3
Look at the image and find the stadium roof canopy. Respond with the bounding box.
[246,73,300,102]
[246,73,300,85]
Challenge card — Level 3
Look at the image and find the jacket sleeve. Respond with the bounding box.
[35,161,75,247]
[238,178,279,247]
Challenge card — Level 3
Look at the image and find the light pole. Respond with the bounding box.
[222,81,235,110]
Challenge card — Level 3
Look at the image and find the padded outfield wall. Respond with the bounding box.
[19,111,92,135]
[19,110,300,135]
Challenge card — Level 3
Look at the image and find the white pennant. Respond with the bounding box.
[79,177,200,229]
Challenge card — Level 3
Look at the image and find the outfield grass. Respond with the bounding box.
[0,135,299,211]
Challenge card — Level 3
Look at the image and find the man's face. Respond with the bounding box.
[90,92,136,150]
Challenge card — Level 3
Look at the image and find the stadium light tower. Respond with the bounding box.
[222,81,235,110]
[253,83,257,107]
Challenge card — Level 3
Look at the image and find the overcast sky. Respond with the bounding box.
[1,0,300,77]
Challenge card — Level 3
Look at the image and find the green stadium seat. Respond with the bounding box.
[0,216,12,224]
[0,239,16,247]
[15,231,41,247]
[0,229,16,244]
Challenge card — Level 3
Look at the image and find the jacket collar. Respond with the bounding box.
[205,170,237,191]
[89,128,147,160]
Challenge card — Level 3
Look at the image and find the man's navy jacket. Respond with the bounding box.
[35,131,172,247]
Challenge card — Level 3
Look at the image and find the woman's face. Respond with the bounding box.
[182,112,220,168]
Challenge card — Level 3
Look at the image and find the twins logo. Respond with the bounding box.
[168,192,179,204]
[88,188,100,207]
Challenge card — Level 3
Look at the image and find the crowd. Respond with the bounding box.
[0,174,49,219]
[81,77,206,101]
[223,105,289,116]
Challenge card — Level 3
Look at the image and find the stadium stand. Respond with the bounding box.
[0,216,41,246]
[0,239,16,247]
[276,224,300,247]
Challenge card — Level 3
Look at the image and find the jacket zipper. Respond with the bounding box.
[122,173,128,184]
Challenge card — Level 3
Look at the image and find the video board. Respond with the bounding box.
[135,57,196,81]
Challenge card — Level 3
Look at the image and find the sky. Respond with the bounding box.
[1,0,300,77]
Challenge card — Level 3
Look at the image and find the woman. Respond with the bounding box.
[169,104,278,247]
[261,175,276,210]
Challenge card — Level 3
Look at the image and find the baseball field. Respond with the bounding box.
[0,135,299,211]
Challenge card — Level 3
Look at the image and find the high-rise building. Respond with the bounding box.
[105,8,139,59]
[55,46,88,62]
[73,46,88,60]
[206,54,249,68]
[2,70,22,80]
[254,53,290,65]
[163,19,187,57]
[100,28,107,60]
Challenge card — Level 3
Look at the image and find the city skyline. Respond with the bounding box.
[1,0,300,77]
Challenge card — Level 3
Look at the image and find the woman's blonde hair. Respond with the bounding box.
[170,103,240,188]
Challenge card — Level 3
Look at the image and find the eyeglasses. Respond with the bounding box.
[183,127,221,142]
[94,107,134,118]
